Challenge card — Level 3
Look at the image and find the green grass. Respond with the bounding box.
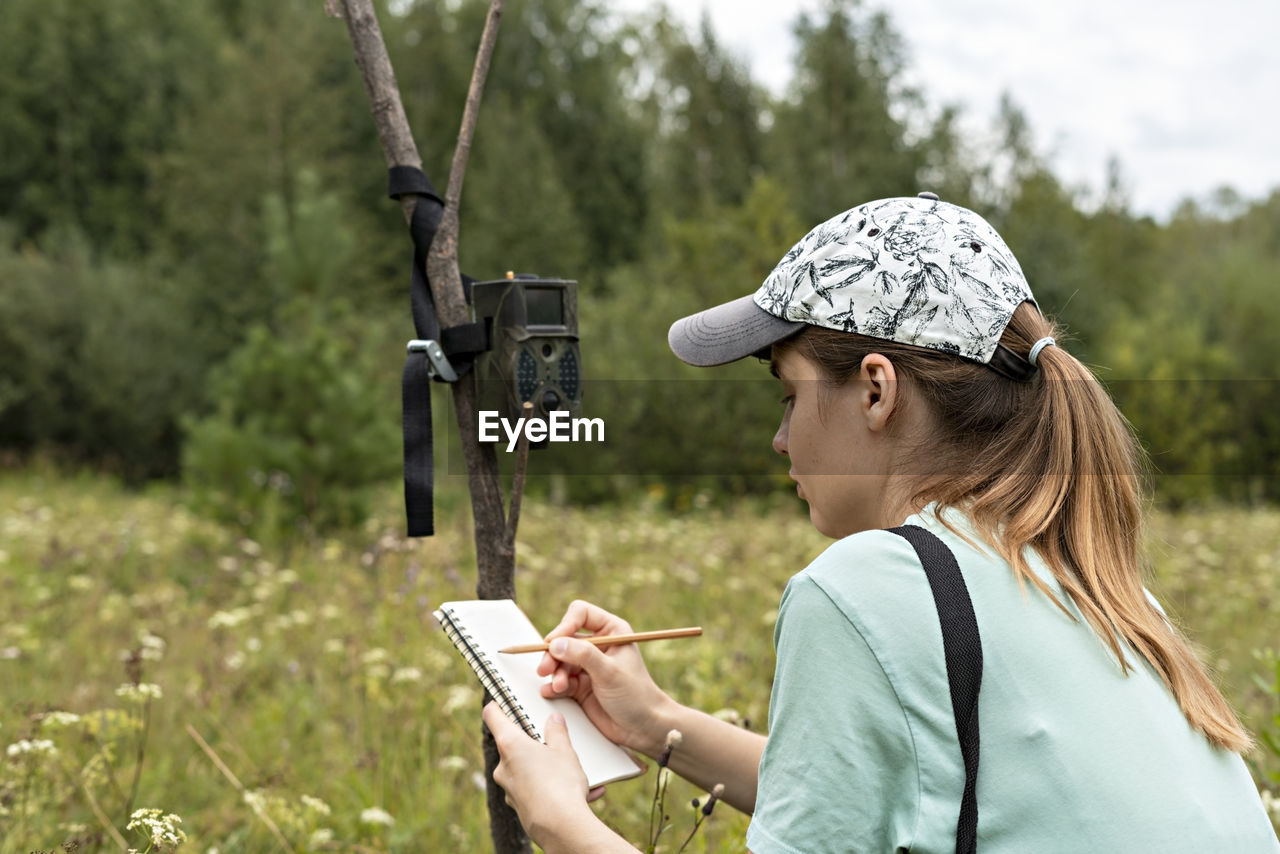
[0,469,1277,851]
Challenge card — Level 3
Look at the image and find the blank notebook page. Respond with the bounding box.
[435,599,643,787]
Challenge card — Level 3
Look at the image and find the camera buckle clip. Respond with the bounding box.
[406,339,458,383]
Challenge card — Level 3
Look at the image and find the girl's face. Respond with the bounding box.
[771,348,899,538]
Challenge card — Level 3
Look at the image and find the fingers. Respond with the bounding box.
[543,600,633,643]
[541,670,590,700]
[542,711,569,747]
[548,637,615,686]
[586,785,607,803]
[550,669,579,696]
[483,702,521,751]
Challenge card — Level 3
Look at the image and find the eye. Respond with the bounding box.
[867,227,881,237]
[970,241,982,253]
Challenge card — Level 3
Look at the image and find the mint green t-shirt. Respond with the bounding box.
[747,507,1278,853]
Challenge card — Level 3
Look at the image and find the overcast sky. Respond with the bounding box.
[613,0,1280,220]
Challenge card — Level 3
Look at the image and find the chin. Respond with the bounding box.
[808,508,845,540]
[809,507,868,540]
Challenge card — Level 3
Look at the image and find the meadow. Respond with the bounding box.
[1,468,1278,852]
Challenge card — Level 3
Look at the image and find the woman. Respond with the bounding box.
[483,194,1279,852]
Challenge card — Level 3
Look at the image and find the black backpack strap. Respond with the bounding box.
[887,524,983,854]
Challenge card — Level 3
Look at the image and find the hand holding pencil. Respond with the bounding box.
[499,626,702,654]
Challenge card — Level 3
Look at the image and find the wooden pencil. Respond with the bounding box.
[498,627,702,654]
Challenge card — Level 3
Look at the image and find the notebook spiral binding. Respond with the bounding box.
[438,607,541,741]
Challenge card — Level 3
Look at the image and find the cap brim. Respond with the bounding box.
[668,295,805,367]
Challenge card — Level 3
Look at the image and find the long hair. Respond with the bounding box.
[775,302,1251,752]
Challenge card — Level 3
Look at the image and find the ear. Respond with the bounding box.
[859,353,898,432]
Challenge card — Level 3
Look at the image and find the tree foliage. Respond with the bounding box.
[2,0,1278,519]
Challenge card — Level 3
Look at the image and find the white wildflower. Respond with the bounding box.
[40,711,81,729]
[391,666,423,684]
[224,651,246,671]
[323,638,345,655]
[309,828,335,846]
[127,807,187,848]
[208,607,252,630]
[245,637,261,653]
[1262,788,1280,820]
[319,604,341,620]
[361,648,390,666]
[360,806,395,827]
[68,574,93,591]
[436,755,468,772]
[442,685,477,714]
[6,738,57,757]
[139,630,166,661]
[301,794,331,816]
[116,683,163,704]
[243,790,267,817]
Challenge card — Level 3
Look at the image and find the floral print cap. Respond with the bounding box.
[668,194,1037,367]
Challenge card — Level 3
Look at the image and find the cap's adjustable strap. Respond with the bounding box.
[388,165,489,537]
[987,343,1037,383]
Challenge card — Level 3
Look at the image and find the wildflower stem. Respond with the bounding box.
[676,814,705,853]
[123,695,152,821]
[56,755,131,851]
[646,767,666,853]
[86,727,131,806]
[186,723,297,853]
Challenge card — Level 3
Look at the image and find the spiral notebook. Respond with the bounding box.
[434,599,645,788]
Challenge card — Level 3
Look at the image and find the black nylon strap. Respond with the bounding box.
[387,165,488,537]
[440,322,488,358]
[888,524,983,854]
[987,343,1036,383]
[402,352,435,536]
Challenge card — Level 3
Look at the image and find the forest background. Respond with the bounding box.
[4,0,1280,516]
[1,0,1279,849]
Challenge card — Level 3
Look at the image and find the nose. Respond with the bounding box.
[772,408,790,457]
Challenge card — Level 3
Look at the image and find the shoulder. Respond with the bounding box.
[783,523,961,637]
[778,516,996,705]
[791,527,926,602]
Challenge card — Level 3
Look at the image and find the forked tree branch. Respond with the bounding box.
[329,2,528,852]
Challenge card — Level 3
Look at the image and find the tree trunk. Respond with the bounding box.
[330,2,528,851]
